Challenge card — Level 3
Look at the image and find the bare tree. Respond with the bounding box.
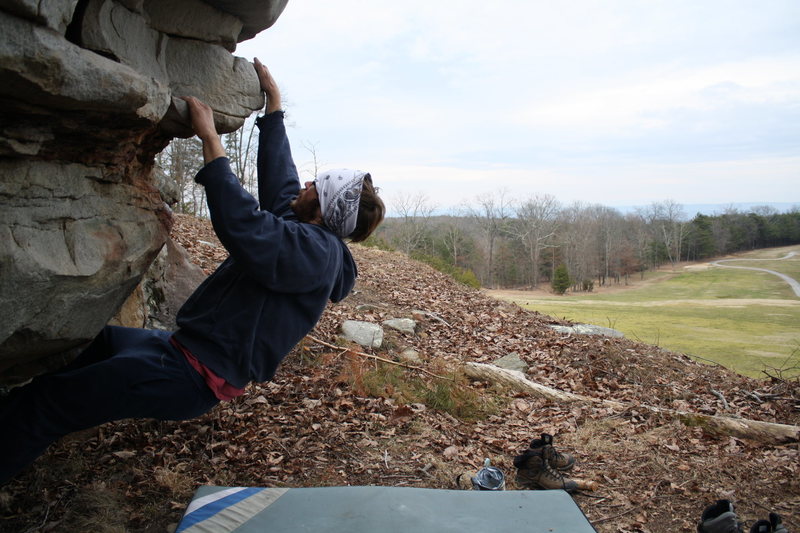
[441,220,467,267]
[510,194,560,287]
[467,190,513,288]
[300,140,323,180]
[595,206,626,286]
[645,200,688,267]
[223,116,258,197]
[392,192,437,255]
[155,136,204,215]
[558,202,603,291]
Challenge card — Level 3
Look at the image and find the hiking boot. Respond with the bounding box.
[697,500,743,533]
[513,446,578,492]
[515,433,576,471]
[769,512,787,533]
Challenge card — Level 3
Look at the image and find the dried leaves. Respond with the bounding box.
[1,216,798,533]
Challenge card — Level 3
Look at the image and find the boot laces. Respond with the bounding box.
[540,449,566,484]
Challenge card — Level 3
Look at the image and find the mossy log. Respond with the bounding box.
[463,362,799,445]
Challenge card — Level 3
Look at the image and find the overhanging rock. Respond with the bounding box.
[0,0,288,384]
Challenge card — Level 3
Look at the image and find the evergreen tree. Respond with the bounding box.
[687,214,715,259]
[552,264,571,295]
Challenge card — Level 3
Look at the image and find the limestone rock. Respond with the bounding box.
[112,238,207,330]
[0,159,168,384]
[143,0,243,51]
[2,0,78,32]
[355,304,386,312]
[383,318,417,335]
[206,0,289,41]
[493,352,528,373]
[399,349,422,364]
[78,0,262,135]
[161,38,263,134]
[0,0,288,384]
[550,324,624,338]
[341,321,384,349]
[0,12,170,122]
[111,285,148,329]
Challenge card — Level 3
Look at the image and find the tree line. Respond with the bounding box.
[155,136,799,292]
[372,192,800,291]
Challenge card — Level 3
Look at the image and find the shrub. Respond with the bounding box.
[552,264,571,294]
[411,253,481,288]
[341,359,499,421]
[360,235,395,251]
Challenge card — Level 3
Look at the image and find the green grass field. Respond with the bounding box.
[492,246,800,379]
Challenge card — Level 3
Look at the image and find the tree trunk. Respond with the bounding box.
[463,363,799,444]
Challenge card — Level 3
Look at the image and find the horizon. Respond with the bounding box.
[379,200,800,219]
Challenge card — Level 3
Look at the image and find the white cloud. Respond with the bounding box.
[357,155,800,212]
[236,0,800,209]
[516,56,800,133]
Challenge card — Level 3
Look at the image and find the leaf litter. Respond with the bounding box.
[1,214,797,532]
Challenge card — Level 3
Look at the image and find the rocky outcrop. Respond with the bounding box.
[110,237,208,332]
[549,324,624,338]
[0,0,288,384]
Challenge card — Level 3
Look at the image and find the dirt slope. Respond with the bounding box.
[1,214,797,533]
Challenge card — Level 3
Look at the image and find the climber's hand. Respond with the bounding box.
[182,96,225,163]
[182,96,217,142]
[254,58,281,113]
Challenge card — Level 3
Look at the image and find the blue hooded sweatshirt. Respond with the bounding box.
[172,111,357,388]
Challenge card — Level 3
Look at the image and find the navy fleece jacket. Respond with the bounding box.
[173,111,357,388]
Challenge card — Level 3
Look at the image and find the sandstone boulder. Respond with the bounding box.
[0,0,288,384]
[111,238,207,331]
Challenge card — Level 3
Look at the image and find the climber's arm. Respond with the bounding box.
[253,59,299,214]
[183,96,226,164]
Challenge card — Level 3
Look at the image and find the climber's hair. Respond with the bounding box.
[348,174,384,243]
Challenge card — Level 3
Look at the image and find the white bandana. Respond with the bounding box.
[315,169,368,238]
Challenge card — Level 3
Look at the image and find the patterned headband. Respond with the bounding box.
[315,169,369,238]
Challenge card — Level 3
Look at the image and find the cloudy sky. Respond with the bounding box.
[236,1,800,214]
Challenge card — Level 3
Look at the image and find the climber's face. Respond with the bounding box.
[290,181,322,224]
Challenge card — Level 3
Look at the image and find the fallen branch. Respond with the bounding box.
[747,391,763,402]
[463,362,800,444]
[710,388,729,410]
[306,335,453,381]
[592,502,646,525]
[412,309,451,327]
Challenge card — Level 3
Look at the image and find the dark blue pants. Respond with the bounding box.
[0,326,220,484]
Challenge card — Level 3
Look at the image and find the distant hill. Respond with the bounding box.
[612,201,799,216]
[386,202,799,219]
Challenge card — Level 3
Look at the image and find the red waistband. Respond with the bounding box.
[170,336,245,401]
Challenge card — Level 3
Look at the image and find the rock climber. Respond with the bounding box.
[0,58,385,484]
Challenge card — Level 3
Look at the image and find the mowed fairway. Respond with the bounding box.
[487,245,800,378]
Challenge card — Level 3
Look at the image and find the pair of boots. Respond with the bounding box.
[513,433,578,493]
[697,499,788,533]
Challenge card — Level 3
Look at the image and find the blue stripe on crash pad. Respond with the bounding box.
[176,487,263,532]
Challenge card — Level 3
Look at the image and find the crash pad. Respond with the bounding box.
[176,485,597,532]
